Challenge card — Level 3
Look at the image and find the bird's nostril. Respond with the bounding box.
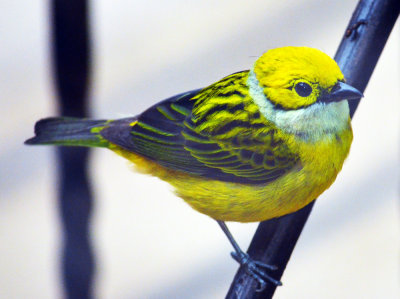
[330,83,340,93]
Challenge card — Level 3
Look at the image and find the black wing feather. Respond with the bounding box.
[100,84,297,184]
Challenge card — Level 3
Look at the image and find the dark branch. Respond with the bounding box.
[51,1,95,298]
[226,0,400,298]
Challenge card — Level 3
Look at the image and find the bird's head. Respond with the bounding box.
[248,47,363,141]
[252,47,362,110]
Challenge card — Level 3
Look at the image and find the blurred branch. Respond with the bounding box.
[51,1,94,298]
[226,0,400,298]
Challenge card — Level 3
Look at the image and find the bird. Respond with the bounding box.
[26,46,362,290]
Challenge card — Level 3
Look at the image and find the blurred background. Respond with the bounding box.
[1,0,399,298]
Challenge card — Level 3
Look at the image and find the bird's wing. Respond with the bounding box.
[101,89,210,176]
[101,72,299,184]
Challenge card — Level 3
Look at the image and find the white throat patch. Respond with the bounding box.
[247,69,350,142]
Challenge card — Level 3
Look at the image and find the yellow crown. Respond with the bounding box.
[253,47,344,109]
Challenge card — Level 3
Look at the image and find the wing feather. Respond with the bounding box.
[100,72,299,184]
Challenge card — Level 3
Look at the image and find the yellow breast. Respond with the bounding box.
[110,123,352,223]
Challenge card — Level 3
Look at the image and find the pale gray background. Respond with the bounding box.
[1,0,399,298]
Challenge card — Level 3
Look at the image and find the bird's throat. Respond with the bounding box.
[247,70,351,142]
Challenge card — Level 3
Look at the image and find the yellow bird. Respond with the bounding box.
[26,47,362,289]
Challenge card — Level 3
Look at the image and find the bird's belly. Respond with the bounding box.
[110,128,352,222]
[171,165,334,222]
[169,130,352,222]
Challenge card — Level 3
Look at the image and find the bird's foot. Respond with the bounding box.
[231,251,282,292]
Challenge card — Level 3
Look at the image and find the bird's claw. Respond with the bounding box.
[231,251,282,292]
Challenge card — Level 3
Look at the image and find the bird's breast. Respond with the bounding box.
[174,125,353,222]
[292,124,353,181]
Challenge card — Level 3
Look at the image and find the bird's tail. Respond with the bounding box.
[25,117,111,148]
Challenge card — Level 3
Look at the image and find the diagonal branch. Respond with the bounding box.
[226,0,400,298]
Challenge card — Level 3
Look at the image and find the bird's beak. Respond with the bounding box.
[326,81,363,103]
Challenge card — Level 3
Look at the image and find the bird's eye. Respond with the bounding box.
[294,82,312,97]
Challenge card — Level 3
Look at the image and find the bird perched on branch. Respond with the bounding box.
[26,46,362,290]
